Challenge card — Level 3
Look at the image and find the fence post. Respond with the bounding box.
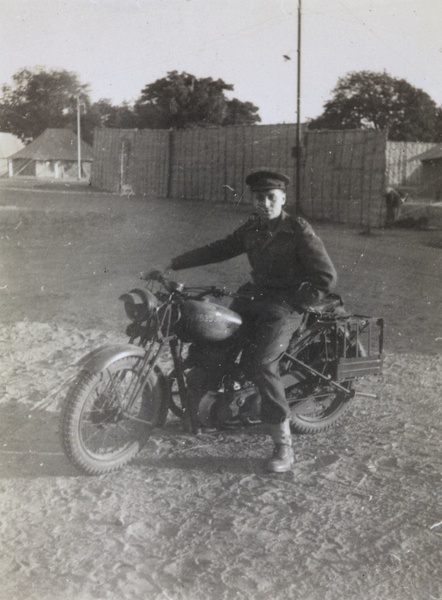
[167,129,174,199]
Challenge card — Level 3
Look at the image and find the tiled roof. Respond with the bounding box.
[411,145,442,162]
[9,128,92,161]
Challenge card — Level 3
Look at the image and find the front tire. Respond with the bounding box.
[61,356,165,475]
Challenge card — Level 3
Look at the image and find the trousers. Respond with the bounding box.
[231,293,303,425]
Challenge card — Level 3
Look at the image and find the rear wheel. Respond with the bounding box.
[287,380,353,433]
[61,356,166,474]
[284,326,360,434]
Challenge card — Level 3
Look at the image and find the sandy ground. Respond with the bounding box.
[0,180,441,600]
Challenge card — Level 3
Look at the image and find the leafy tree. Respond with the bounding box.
[134,71,261,129]
[0,67,90,143]
[0,67,261,145]
[81,99,138,143]
[87,99,137,129]
[223,98,261,126]
[308,70,439,142]
[435,107,442,143]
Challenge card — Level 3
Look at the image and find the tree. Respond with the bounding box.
[435,107,442,143]
[88,99,137,129]
[134,71,261,129]
[308,70,439,142]
[0,67,90,143]
[81,99,137,143]
[223,98,261,126]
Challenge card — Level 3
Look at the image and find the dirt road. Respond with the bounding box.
[0,180,441,600]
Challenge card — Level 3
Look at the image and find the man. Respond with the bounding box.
[150,170,337,473]
[384,187,405,228]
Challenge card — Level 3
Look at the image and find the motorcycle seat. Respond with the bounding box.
[306,293,349,316]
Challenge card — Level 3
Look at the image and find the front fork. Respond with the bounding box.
[118,339,164,419]
[169,338,200,434]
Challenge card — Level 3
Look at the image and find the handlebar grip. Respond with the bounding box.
[141,270,164,282]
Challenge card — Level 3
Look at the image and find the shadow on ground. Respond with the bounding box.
[0,403,79,478]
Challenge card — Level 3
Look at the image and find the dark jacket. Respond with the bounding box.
[385,188,404,208]
[171,210,337,308]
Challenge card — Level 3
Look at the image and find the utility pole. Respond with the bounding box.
[77,95,82,180]
[295,0,302,215]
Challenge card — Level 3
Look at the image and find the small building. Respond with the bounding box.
[410,144,442,203]
[8,128,93,179]
[0,132,24,176]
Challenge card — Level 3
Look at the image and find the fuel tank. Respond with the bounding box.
[177,299,242,343]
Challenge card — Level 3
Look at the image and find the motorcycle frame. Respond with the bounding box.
[125,297,201,433]
[126,286,384,435]
[281,314,383,395]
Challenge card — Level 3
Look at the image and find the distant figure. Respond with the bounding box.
[385,187,405,228]
[120,184,134,197]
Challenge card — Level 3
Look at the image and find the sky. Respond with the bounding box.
[0,0,441,125]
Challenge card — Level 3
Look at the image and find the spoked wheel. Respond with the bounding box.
[61,356,166,474]
[287,380,353,433]
[284,327,359,434]
[167,370,184,418]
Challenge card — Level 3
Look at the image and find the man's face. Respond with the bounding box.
[253,188,286,220]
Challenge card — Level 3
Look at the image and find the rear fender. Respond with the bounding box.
[77,344,146,374]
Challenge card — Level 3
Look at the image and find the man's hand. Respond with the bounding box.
[294,282,323,309]
[140,263,172,281]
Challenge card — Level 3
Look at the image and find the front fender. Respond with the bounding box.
[77,344,146,374]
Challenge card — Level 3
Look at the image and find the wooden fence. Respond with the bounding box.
[91,125,426,228]
[93,129,170,198]
[301,129,387,228]
[168,124,302,204]
[92,125,300,204]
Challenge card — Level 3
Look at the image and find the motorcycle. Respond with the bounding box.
[61,274,384,475]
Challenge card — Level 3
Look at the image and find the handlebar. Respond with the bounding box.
[142,269,164,283]
[141,272,253,301]
[171,283,242,300]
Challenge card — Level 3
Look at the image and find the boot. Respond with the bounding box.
[266,419,294,473]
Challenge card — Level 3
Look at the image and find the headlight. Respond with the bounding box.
[119,288,158,323]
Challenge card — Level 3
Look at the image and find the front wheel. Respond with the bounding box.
[61,356,166,475]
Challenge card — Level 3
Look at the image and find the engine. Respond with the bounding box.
[186,360,261,429]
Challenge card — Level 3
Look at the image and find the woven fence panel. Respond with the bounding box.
[133,130,169,198]
[302,130,387,227]
[91,129,134,192]
[92,124,301,205]
[242,125,298,205]
[91,126,400,227]
[91,129,169,196]
[166,124,299,205]
[169,129,193,199]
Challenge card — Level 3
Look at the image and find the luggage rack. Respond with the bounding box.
[336,316,384,379]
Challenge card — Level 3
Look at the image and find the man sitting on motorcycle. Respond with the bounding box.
[151,170,337,473]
